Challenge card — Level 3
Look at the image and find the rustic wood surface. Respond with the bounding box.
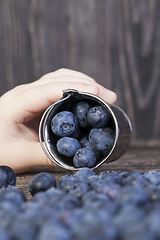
[16,140,160,200]
[0,0,159,139]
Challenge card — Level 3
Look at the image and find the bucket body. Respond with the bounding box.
[39,89,132,170]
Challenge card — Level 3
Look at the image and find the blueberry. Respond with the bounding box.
[0,227,13,240]
[82,140,102,161]
[55,194,82,210]
[87,105,110,128]
[98,171,123,185]
[79,132,89,146]
[89,127,115,154]
[116,185,150,207]
[51,111,79,138]
[57,175,90,198]
[0,166,16,188]
[147,209,160,238]
[113,204,149,240]
[29,172,56,196]
[124,172,150,187]
[72,218,119,240]
[73,148,96,168]
[144,171,160,185]
[0,186,26,206]
[33,187,65,204]
[74,168,96,180]
[72,101,91,129]
[37,222,72,240]
[56,137,81,157]
[82,190,109,206]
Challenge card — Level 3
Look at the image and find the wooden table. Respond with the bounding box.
[16,140,160,200]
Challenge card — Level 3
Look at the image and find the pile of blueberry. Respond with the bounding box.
[51,102,115,168]
[1,166,160,239]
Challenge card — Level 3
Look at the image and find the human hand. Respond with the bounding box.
[0,68,117,173]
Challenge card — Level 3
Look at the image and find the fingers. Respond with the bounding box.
[39,68,96,84]
[11,82,99,122]
[96,84,117,104]
[13,81,116,123]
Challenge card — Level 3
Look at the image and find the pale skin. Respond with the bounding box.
[0,68,117,174]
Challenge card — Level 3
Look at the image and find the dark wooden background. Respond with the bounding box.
[0,0,160,140]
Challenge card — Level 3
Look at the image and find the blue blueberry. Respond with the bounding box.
[0,186,26,206]
[82,190,110,206]
[37,222,72,240]
[0,200,20,214]
[51,111,79,137]
[57,174,90,198]
[113,204,146,239]
[89,127,115,154]
[0,227,13,240]
[147,209,160,238]
[87,105,110,128]
[33,187,65,204]
[29,172,56,196]
[72,217,119,240]
[0,166,16,188]
[74,168,96,180]
[82,140,102,161]
[72,101,91,129]
[79,132,89,146]
[115,185,150,207]
[144,171,160,185]
[73,148,96,168]
[10,217,37,240]
[55,194,82,210]
[124,172,150,187]
[56,137,81,157]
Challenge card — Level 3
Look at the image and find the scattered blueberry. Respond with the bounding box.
[0,166,16,188]
[0,186,26,206]
[144,170,160,185]
[57,174,90,198]
[57,137,81,157]
[29,172,56,196]
[1,169,160,239]
[0,227,13,240]
[73,148,96,168]
[74,167,96,180]
[87,105,110,128]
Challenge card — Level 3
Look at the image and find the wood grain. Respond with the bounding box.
[0,0,159,139]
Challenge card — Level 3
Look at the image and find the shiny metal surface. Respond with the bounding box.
[39,89,132,170]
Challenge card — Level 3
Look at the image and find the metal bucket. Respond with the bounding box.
[39,89,132,170]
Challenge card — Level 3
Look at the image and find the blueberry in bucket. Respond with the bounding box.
[87,105,110,128]
[72,101,91,129]
[89,127,115,153]
[73,148,96,168]
[51,111,79,138]
[56,137,81,157]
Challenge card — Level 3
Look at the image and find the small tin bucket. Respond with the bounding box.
[39,89,132,170]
